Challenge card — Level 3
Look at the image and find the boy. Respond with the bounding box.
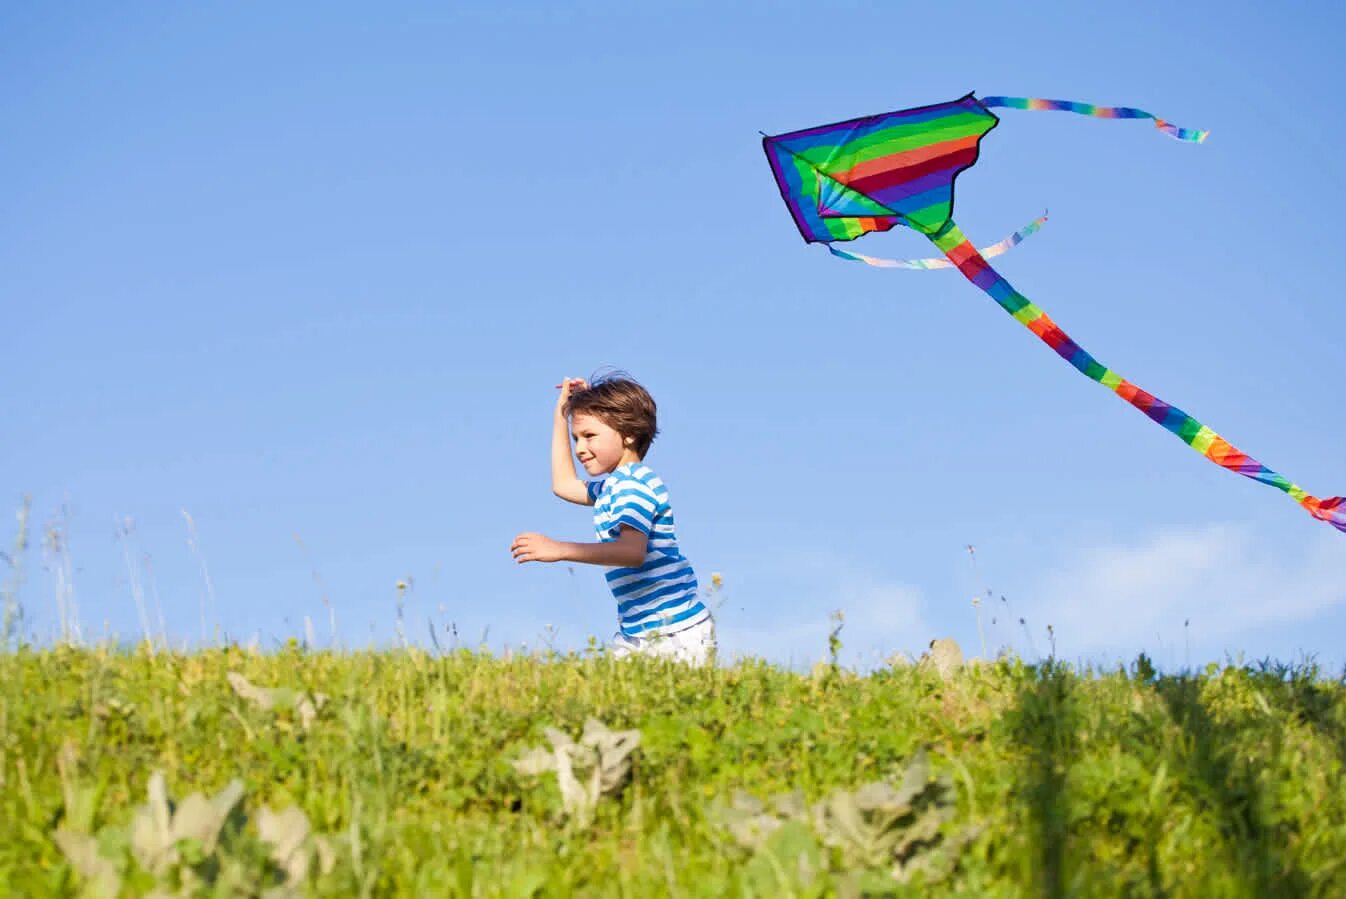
[510,373,715,665]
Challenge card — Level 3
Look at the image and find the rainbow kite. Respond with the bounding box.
[763,94,1344,533]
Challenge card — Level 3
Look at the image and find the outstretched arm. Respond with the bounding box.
[511,525,648,569]
[551,377,592,506]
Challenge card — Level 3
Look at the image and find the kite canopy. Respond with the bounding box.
[763,94,997,244]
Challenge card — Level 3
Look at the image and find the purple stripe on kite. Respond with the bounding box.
[986,279,1016,303]
[856,162,969,207]
[769,96,990,158]
[1143,402,1183,429]
[1052,338,1087,367]
[1050,336,1082,361]
[971,265,999,291]
[1252,470,1293,489]
[1066,348,1098,375]
[983,277,1016,305]
[874,184,951,223]
[775,97,985,144]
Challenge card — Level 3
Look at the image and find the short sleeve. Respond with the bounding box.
[604,477,658,537]
[585,478,607,503]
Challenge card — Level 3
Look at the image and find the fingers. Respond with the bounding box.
[513,533,561,564]
[511,533,536,563]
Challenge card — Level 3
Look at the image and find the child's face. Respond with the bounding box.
[571,412,633,476]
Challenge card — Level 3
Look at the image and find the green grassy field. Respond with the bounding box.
[2,645,1343,897]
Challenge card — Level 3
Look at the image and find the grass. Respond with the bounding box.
[2,644,1344,897]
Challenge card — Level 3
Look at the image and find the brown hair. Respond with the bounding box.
[564,372,659,458]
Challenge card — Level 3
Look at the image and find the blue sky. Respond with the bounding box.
[4,1,1344,670]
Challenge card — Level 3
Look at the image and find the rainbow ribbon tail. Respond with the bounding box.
[979,96,1209,143]
[828,214,1047,269]
[1305,496,1346,533]
[925,218,1342,533]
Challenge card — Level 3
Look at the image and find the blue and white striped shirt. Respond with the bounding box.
[587,462,709,638]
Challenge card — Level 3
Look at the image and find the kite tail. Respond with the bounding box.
[979,96,1209,143]
[927,219,1343,532]
[1305,497,1346,533]
[828,213,1047,270]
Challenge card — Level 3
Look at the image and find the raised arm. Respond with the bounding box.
[551,377,592,505]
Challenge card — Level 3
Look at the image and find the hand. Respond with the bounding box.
[554,377,588,415]
[511,532,566,564]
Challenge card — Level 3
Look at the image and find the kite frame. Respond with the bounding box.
[761,91,1001,244]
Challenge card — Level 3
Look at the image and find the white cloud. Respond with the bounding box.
[1017,523,1346,663]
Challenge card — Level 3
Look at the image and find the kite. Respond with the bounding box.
[763,94,1344,533]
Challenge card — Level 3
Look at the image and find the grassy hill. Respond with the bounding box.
[2,645,1343,897]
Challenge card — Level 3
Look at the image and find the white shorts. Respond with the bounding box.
[610,617,716,666]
